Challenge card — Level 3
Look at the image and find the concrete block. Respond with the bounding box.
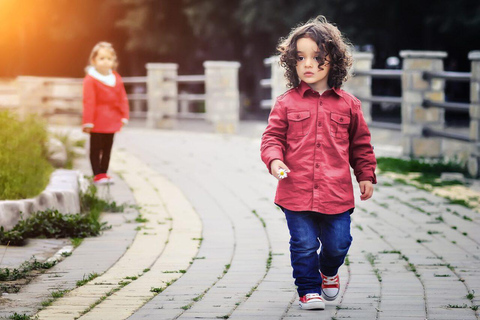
[403,91,423,105]
[411,72,429,90]
[412,137,442,157]
[403,59,435,71]
[424,91,444,102]
[431,79,445,91]
[471,82,480,103]
[413,106,442,123]
[469,120,480,140]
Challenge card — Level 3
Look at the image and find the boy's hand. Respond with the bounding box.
[82,127,92,133]
[359,181,374,201]
[270,159,290,181]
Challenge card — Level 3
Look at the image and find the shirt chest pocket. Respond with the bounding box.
[330,112,350,139]
[287,111,310,139]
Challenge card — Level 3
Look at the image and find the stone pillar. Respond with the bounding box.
[268,56,289,104]
[203,61,241,134]
[17,76,50,119]
[400,50,447,158]
[468,51,480,177]
[343,52,373,123]
[146,63,178,129]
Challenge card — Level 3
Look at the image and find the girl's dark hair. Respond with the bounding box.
[277,15,353,89]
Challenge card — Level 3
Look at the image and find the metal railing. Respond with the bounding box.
[354,69,402,79]
[421,70,472,142]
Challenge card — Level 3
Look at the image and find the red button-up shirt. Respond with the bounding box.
[261,81,377,214]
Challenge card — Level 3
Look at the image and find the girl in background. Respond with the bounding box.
[82,41,129,185]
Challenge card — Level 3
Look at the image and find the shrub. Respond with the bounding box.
[0,111,53,200]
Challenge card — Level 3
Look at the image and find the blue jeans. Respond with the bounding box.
[283,209,352,297]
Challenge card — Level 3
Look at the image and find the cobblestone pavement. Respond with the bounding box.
[1,126,479,320]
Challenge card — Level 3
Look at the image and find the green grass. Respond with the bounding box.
[0,111,53,200]
[71,238,84,248]
[377,157,467,177]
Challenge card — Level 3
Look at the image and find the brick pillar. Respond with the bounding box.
[343,52,373,123]
[204,61,241,134]
[146,63,178,129]
[400,50,447,157]
[268,56,289,104]
[468,51,480,177]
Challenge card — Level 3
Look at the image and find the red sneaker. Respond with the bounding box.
[93,173,110,185]
[299,293,325,310]
[321,273,340,301]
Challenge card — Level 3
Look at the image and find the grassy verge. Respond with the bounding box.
[0,111,53,200]
[0,185,126,246]
[377,157,468,186]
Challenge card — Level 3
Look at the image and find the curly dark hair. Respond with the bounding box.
[277,16,353,89]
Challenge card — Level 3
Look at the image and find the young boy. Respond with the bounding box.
[260,16,376,310]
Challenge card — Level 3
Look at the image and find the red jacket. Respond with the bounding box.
[82,71,129,133]
[261,81,377,214]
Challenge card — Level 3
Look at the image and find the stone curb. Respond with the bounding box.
[0,169,83,231]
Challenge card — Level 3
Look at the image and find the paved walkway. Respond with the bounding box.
[1,126,480,319]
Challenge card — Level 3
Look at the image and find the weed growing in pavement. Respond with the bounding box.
[50,289,69,299]
[135,215,149,223]
[0,257,58,293]
[434,274,451,277]
[447,304,468,308]
[76,273,99,287]
[245,285,258,298]
[251,210,266,228]
[380,250,401,254]
[78,286,123,317]
[266,251,272,271]
[150,287,163,293]
[8,313,38,320]
[467,291,475,300]
[223,264,231,274]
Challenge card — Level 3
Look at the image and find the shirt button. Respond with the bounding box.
[317,122,321,127]
[315,163,319,168]
[316,143,321,148]
[314,185,319,189]
[320,101,323,106]
[339,117,344,122]
[297,114,300,119]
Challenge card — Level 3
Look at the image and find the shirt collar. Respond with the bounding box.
[297,80,343,98]
[87,66,116,87]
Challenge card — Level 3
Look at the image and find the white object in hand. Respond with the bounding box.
[278,168,288,179]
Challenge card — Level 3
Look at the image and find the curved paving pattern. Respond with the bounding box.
[34,151,201,320]
[14,127,480,320]
[112,129,478,320]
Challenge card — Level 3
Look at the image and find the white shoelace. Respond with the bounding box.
[323,275,338,286]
